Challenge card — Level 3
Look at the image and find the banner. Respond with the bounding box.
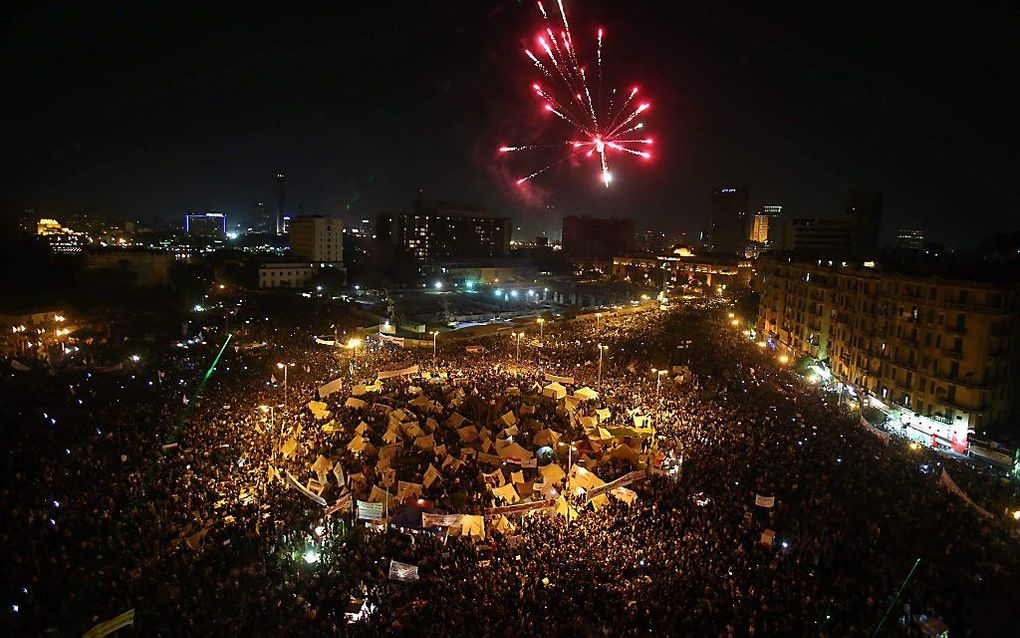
[324,493,353,516]
[940,470,994,519]
[380,334,405,347]
[356,500,384,520]
[285,470,328,506]
[422,512,463,527]
[388,559,420,582]
[754,494,775,508]
[315,337,336,346]
[585,470,647,501]
[858,416,891,445]
[377,365,420,380]
[318,378,343,399]
[484,497,557,518]
[83,609,135,637]
[544,373,575,385]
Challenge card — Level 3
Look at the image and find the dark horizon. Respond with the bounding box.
[3,0,1018,247]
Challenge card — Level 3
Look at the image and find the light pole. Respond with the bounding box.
[431,330,439,364]
[276,362,294,406]
[513,332,523,362]
[566,442,576,533]
[597,344,608,388]
[537,317,544,341]
[595,312,602,332]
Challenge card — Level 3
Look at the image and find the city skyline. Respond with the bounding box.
[3,1,1019,247]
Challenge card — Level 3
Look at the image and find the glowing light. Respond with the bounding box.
[303,549,320,564]
[1012,510,1020,521]
[778,354,789,364]
[345,338,362,350]
[502,2,655,187]
[434,280,443,290]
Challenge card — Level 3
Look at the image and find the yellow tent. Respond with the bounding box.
[414,433,435,450]
[497,441,534,460]
[492,482,520,503]
[538,463,566,485]
[344,397,368,409]
[542,382,567,399]
[346,435,367,453]
[534,429,561,447]
[457,425,479,442]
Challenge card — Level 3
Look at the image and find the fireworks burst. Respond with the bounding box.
[500,0,654,188]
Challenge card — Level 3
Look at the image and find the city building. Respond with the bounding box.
[779,192,882,258]
[561,215,635,258]
[254,202,272,233]
[750,205,781,248]
[276,173,286,234]
[35,217,85,253]
[710,186,749,255]
[258,262,344,289]
[756,254,1020,435]
[289,216,343,263]
[613,249,754,293]
[782,217,857,255]
[376,200,511,260]
[847,191,883,257]
[896,228,926,251]
[185,212,227,238]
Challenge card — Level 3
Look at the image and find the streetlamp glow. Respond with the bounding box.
[778,354,789,364]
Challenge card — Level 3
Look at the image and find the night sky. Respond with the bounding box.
[3,0,1018,246]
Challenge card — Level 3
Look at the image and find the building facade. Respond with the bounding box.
[258,263,345,289]
[896,228,926,251]
[756,255,1020,432]
[561,215,635,257]
[376,201,511,260]
[289,216,343,263]
[710,186,749,255]
[185,212,226,238]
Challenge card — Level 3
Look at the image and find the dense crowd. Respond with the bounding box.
[2,298,1019,636]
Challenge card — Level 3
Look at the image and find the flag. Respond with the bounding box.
[388,559,420,582]
[325,493,353,516]
[423,464,441,489]
[356,500,384,520]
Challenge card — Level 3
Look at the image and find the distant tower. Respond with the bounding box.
[275,172,286,234]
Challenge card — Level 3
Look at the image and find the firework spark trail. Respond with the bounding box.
[503,1,654,188]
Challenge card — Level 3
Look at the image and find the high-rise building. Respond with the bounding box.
[847,191,882,257]
[782,217,856,255]
[756,254,1020,434]
[710,187,749,255]
[275,172,286,235]
[376,200,511,260]
[254,202,271,233]
[561,215,635,257]
[185,212,227,238]
[896,228,925,251]
[289,216,343,263]
[749,204,782,250]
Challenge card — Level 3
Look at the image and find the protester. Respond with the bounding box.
[2,299,1017,636]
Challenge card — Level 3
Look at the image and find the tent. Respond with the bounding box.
[344,397,368,409]
[457,425,479,442]
[307,401,330,420]
[446,412,468,428]
[496,410,517,427]
[492,483,520,503]
[346,435,367,453]
[542,382,567,400]
[497,441,534,460]
[538,463,566,485]
[534,429,560,447]
[573,386,599,400]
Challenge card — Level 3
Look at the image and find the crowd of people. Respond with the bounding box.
[2,297,1019,636]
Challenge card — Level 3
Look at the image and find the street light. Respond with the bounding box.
[431,330,439,363]
[513,332,523,362]
[778,354,789,365]
[597,344,608,388]
[537,317,545,340]
[595,312,602,332]
[276,362,294,406]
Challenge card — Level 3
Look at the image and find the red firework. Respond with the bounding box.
[499,0,654,188]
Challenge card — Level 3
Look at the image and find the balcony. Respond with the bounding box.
[941,347,964,360]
